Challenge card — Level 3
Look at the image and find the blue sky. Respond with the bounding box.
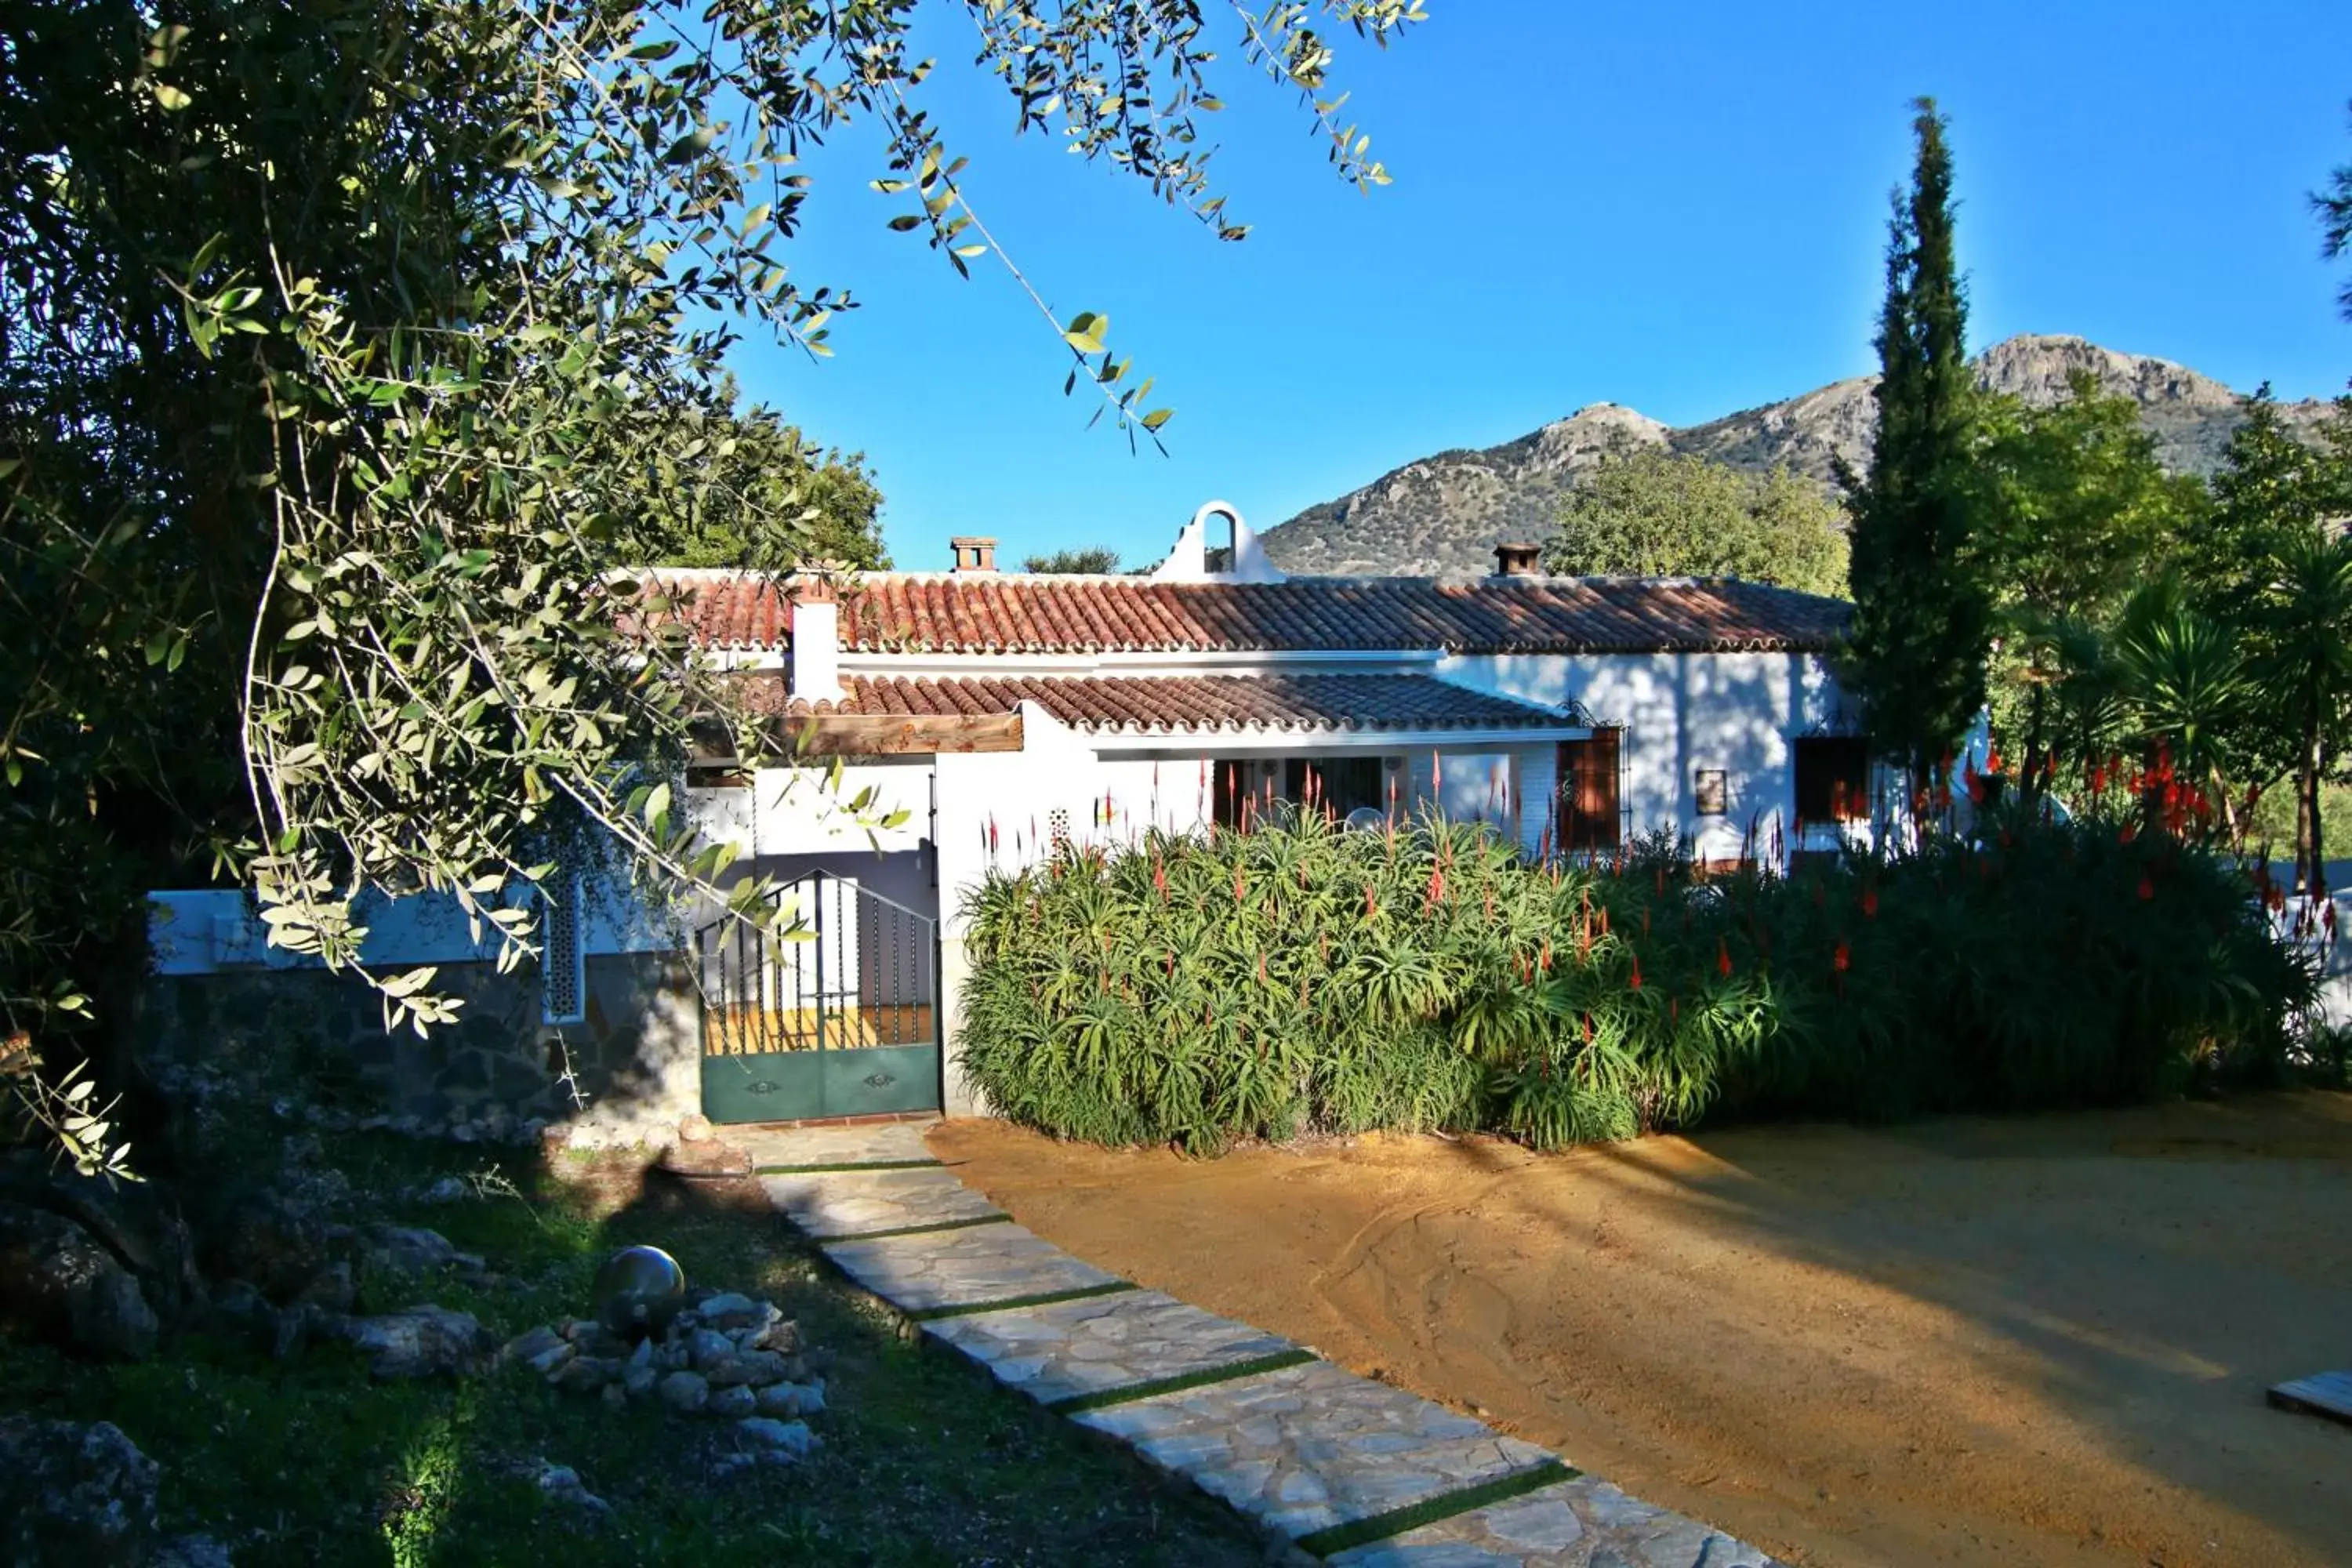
[728,1,2352,572]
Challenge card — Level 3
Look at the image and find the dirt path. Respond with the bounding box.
[930,1094,2352,1568]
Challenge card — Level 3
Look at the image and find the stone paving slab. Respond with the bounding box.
[922,1289,1298,1407]
[731,1119,939,1169]
[763,1166,1003,1238]
[1327,1476,1781,1567]
[1075,1359,1557,1542]
[821,1221,1123,1313]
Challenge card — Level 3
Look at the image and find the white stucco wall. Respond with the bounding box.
[1442,650,1856,864]
[688,756,931,859]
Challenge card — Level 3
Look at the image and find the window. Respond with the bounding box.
[1795,737,1871,824]
[539,873,586,1025]
[1694,769,1728,817]
[1557,729,1622,851]
[1283,757,1385,818]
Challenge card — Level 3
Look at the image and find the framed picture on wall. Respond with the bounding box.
[1695,768,1728,817]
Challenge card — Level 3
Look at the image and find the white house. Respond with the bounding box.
[147,503,1865,1138]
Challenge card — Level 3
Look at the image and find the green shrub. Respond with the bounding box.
[958,807,2315,1152]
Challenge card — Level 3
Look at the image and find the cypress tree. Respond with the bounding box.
[1841,99,1991,795]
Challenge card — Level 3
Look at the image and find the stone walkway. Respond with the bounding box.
[735,1120,1781,1566]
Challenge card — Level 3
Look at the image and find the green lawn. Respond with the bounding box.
[0,1126,1269,1566]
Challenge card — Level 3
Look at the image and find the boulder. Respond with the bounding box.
[205,1193,334,1305]
[734,1417,820,1461]
[658,1370,710,1413]
[501,1324,566,1369]
[695,1291,762,1330]
[621,1363,659,1400]
[332,1304,493,1380]
[0,1201,160,1360]
[532,1462,611,1520]
[12,1171,206,1323]
[0,1417,159,1564]
[365,1225,486,1283]
[706,1384,757,1418]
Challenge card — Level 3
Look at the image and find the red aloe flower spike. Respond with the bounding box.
[1365,884,1378,919]
[1583,1013,1595,1044]
[1670,996,1679,1024]
[1483,888,1495,921]
[2118,822,2136,844]
[1987,745,2004,775]
[1832,939,1851,973]
[1628,954,1643,990]
[1599,906,1610,935]
[1860,885,1878,919]
[1425,864,1446,907]
[1257,951,1267,983]
[1641,905,1650,936]
[1717,938,1733,978]
[2138,873,2154,901]
[1540,935,1552,973]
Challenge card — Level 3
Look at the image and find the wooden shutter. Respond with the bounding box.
[1557,728,1622,851]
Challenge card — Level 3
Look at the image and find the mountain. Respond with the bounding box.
[1261,335,2339,578]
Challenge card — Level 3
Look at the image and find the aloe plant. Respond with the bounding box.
[960,803,2316,1153]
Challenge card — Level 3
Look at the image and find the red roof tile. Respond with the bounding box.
[651,571,1849,655]
[736,673,1581,735]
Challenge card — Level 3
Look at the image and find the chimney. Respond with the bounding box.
[1493,542,1544,578]
[949,535,998,575]
[782,564,843,707]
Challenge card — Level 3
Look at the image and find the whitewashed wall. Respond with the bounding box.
[1442,651,1853,863]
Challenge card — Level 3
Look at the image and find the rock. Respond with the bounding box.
[700,1354,750,1389]
[735,1417,820,1462]
[650,1339,689,1374]
[621,1363,659,1400]
[0,1417,159,1564]
[554,1356,610,1395]
[6,1171,206,1323]
[706,1384,757,1418]
[696,1291,762,1330]
[753,1382,802,1417]
[0,1201,160,1360]
[626,1336,654,1369]
[686,1327,735,1373]
[151,1534,235,1567]
[333,1305,494,1380]
[502,1324,566,1368]
[205,1193,333,1305]
[419,1176,470,1204]
[559,1317,601,1343]
[294,1261,354,1316]
[366,1225,485,1281]
[527,1338,577,1377]
[657,1370,709,1413]
[533,1462,611,1519]
[791,1381,826,1416]
[718,1349,790,1388]
[204,1280,281,1355]
[751,1318,802,1355]
[676,1112,715,1143]
[601,1381,627,1411]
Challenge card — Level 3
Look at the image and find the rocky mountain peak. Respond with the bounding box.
[1261,335,2335,578]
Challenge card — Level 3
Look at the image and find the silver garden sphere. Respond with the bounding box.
[592,1243,685,1340]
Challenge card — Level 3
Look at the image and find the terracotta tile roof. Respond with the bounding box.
[737,673,1582,735]
[650,570,1849,655]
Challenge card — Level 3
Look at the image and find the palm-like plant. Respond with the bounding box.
[2255,528,2352,895]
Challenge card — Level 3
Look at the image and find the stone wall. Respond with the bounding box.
[142,951,702,1145]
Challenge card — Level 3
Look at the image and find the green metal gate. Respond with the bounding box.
[697,872,942,1123]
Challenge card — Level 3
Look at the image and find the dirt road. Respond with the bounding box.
[931,1094,2352,1567]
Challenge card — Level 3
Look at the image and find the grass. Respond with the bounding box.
[1289,1459,1579,1559]
[0,1117,1273,1566]
[1042,1349,1319,1415]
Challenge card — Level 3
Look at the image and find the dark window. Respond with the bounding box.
[1284,757,1385,817]
[1795,737,1871,823]
[1557,729,1622,851]
[1213,760,1247,827]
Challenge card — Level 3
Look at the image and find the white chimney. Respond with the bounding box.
[784,568,843,707]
